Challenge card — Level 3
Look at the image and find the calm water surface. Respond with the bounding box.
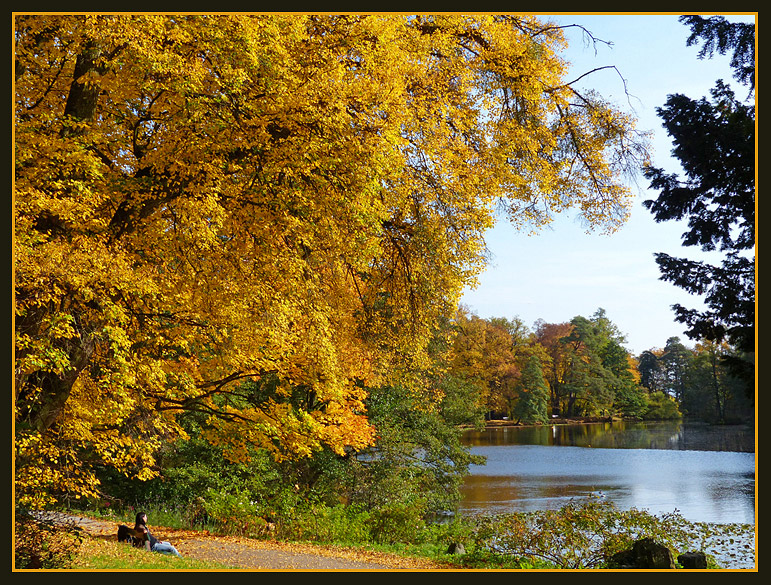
[459,421,755,525]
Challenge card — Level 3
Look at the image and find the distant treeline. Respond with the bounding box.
[449,306,753,425]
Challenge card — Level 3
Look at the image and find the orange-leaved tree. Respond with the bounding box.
[14,14,647,507]
[449,310,531,418]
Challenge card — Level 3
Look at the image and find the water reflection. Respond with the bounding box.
[459,422,756,525]
[461,420,755,452]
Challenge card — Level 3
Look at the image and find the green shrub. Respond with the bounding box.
[196,489,267,537]
[262,500,434,546]
[643,392,682,420]
[275,504,372,544]
[471,500,693,569]
[366,499,430,545]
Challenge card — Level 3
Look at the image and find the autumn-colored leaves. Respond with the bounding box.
[14,14,646,506]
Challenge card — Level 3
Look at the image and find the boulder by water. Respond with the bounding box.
[677,551,708,569]
[608,538,675,569]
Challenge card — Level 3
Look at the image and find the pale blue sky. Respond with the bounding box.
[459,13,756,355]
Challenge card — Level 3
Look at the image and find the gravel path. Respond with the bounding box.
[176,537,397,570]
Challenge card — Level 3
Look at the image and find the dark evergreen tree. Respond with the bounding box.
[659,337,693,402]
[512,356,550,424]
[642,16,755,400]
[679,15,755,91]
[637,350,664,393]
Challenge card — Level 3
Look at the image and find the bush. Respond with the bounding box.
[245,499,435,546]
[367,500,430,545]
[196,489,268,537]
[15,511,83,569]
[275,504,372,544]
[643,392,682,420]
[471,500,693,569]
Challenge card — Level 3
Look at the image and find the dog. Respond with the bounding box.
[117,524,149,548]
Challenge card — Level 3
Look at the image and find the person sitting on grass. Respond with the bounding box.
[134,512,181,557]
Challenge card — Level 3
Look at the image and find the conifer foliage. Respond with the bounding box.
[642,16,755,397]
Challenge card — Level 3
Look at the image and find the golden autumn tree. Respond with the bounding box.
[14,14,647,507]
[448,310,498,413]
[449,310,535,418]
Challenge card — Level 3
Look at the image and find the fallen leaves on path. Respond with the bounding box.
[167,529,449,570]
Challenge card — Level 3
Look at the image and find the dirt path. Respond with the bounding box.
[54,512,447,571]
[176,536,399,570]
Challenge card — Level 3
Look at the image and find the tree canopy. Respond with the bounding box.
[14,14,647,507]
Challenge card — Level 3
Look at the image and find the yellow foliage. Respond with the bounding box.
[14,14,646,506]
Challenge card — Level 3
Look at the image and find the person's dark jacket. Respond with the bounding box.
[134,514,158,549]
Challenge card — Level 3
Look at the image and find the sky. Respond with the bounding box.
[458,13,756,356]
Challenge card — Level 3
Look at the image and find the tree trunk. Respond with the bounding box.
[21,334,95,432]
[62,42,103,128]
[711,354,725,423]
[16,39,104,431]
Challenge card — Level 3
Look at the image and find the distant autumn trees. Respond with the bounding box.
[15,14,647,507]
[450,307,751,425]
[449,307,650,422]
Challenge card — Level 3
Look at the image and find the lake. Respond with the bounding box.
[459,420,756,526]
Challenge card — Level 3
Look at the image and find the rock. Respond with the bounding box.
[632,538,675,569]
[678,551,708,569]
[446,542,466,555]
[608,538,675,569]
[608,548,637,569]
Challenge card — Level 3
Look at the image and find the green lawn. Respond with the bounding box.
[70,536,237,571]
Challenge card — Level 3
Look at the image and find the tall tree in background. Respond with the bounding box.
[449,310,528,419]
[642,15,755,400]
[637,349,664,393]
[533,320,574,416]
[684,340,750,423]
[659,336,692,402]
[560,310,634,417]
[15,14,647,507]
[511,356,549,424]
[600,339,647,418]
[560,315,611,416]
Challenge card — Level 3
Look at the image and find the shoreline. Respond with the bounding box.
[482,416,618,428]
[472,416,754,431]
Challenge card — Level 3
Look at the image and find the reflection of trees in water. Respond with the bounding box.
[462,421,754,452]
[460,474,594,516]
[677,423,755,452]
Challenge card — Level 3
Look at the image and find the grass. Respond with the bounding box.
[70,536,237,571]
